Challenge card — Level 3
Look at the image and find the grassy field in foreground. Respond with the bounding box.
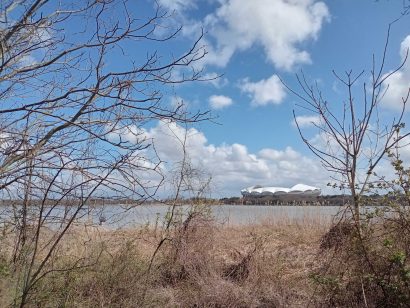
[0,215,329,307]
[3,208,409,307]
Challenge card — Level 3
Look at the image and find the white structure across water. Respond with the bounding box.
[241,184,321,197]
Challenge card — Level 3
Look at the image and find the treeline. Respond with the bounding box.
[1,194,406,207]
[220,194,408,206]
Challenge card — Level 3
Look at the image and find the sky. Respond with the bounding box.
[128,0,410,197]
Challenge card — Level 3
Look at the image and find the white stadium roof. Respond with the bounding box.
[241,184,321,197]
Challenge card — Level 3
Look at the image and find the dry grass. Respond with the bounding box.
[0,212,330,307]
[3,207,409,307]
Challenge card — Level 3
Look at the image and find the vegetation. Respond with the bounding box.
[0,1,209,306]
[0,211,328,307]
[0,1,409,307]
[1,197,410,307]
[287,13,410,307]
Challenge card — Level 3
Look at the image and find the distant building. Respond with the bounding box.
[241,184,321,198]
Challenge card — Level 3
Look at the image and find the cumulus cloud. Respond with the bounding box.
[240,75,287,106]
[200,0,330,71]
[157,0,197,12]
[381,35,410,111]
[209,95,233,109]
[139,121,328,196]
[292,115,321,128]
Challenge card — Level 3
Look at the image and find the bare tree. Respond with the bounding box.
[287,23,410,227]
[141,120,213,304]
[285,20,410,306]
[0,1,211,306]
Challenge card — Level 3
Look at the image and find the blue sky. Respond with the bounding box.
[126,0,410,197]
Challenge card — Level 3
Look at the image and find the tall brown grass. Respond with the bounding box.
[0,211,328,307]
[8,207,409,307]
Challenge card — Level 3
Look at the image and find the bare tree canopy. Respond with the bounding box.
[0,0,210,199]
[0,1,212,304]
[288,23,410,224]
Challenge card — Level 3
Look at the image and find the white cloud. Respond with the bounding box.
[292,115,321,128]
[209,95,233,109]
[200,0,330,71]
[157,0,197,12]
[396,134,410,168]
[381,35,410,111]
[201,72,229,88]
[240,75,286,106]
[140,121,328,196]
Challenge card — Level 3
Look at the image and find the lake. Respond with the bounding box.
[0,204,349,229]
[58,204,345,229]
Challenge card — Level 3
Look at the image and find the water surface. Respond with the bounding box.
[0,204,347,229]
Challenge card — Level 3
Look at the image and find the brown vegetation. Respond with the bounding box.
[312,205,410,307]
[1,203,410,307]
[0,213,328,307]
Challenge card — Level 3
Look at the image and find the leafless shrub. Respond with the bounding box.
[156,210,216,287]
[286,21,409,227]
[319,220,356,250]
[311,204,410,307]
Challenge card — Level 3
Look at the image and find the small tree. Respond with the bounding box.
[288,22,410,307]
[288,24,409,227]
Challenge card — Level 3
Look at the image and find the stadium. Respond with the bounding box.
[240,184,321,205]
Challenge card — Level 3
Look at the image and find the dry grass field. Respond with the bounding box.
[2,206,409,307]
[0,213,330,307]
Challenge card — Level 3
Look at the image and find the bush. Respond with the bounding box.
[312,204,410,307]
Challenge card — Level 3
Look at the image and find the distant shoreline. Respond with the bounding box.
[0,201,405,207]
